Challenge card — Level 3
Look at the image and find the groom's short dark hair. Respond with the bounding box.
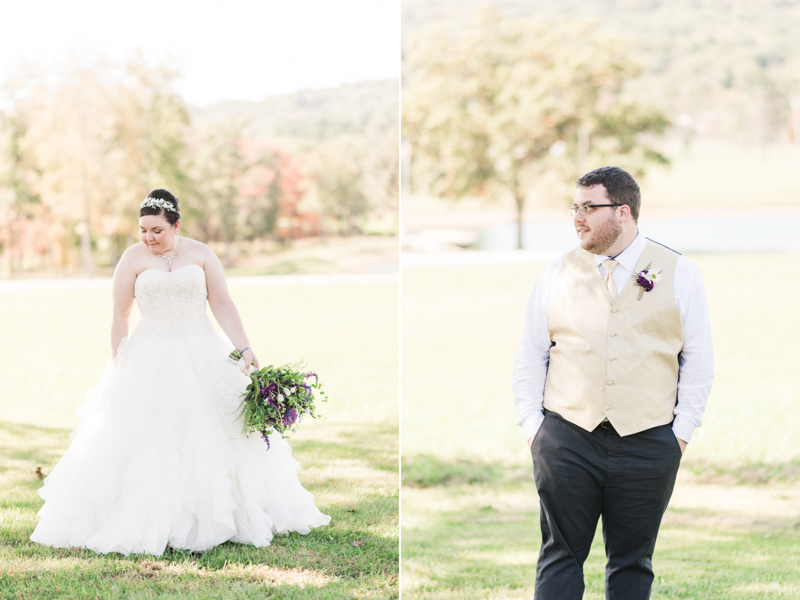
[576,167,640,221]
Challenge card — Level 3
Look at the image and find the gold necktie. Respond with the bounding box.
[602,260,618,299]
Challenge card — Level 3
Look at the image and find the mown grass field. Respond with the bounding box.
[0,280,399,599]
[401,254,800,599]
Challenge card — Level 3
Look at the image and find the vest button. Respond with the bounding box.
[612,308,618,313]
[610,333,617,337]
[609,357,616,361]
[605,405,610,410]
[607,381,613,386]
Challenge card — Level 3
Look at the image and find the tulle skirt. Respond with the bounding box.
[30,330,330,556]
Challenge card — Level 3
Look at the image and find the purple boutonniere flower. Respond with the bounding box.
[632,263,662,300]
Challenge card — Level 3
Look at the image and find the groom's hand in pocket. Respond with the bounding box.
[528,434,536,449]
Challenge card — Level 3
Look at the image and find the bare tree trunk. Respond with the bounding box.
[231,199,249,264]
[224,240,232,269]
[110,233,122,269]
[80,187,93,278]
[10,217,20,276]
[515,192,525,251]
[80,217,92,278]
[221,211,232,269]
[401,139,412,196]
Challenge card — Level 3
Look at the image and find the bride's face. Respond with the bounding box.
[140,214,180,254]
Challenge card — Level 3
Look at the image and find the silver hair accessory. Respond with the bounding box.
[141,197,178,213]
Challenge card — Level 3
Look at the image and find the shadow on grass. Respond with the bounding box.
[401,480,800,600]
[403,453,800,488]
[0,421,73,467]
[402,454,529,488]
[683,457,800,485]
[293,422,398,474]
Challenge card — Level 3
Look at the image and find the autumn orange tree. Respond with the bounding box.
[403,11,670,248]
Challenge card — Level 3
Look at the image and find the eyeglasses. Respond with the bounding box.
[569,204,621,217]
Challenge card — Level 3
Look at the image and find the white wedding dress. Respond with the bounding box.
[31,265,330,556]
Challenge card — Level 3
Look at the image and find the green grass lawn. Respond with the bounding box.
[641,140,800,210]
[401,255,800,599]
[0,282,399,599]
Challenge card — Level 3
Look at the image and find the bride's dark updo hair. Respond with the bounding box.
[139,189,181,225]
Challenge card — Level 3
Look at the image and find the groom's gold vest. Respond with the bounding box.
[543,241,684,437]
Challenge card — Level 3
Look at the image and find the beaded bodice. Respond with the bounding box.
[133,265,214,339]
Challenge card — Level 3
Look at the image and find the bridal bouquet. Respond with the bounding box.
[228,350,327,450]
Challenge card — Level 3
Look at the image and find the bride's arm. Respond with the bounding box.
[204,245,260,370]
[111,250,137,358]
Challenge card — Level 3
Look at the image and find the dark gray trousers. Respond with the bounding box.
[531,409,682,600]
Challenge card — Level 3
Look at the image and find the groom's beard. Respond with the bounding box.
[580,212,623,255]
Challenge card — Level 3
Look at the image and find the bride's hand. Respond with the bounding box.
[242,349,259,372]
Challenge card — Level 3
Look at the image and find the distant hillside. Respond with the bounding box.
[191,79,398,144]
[403,0,800,142]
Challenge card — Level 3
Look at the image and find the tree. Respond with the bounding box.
[0,101,42,275]
[1,59,190,275]
[189,122,311,264]
[188,120,248,267]
[303,139,370,236]
[302,132,398,236]
[110,56,191,263]
[404,10,669,249]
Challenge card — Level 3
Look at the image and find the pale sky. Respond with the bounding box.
[0,0,399,106]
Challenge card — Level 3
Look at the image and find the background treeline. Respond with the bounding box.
[0,58,398,276]
[404,0,800,144]
[402,0,800,226]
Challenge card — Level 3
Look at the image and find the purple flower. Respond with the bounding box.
[259,429,271,450]
[305,371,319,384]
[282,408,298,428]
[636,274,654,292]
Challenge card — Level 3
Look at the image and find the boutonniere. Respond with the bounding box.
[632,263,662,300]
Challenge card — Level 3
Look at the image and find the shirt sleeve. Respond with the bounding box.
[672,256,715,443]
[512,257,561,441]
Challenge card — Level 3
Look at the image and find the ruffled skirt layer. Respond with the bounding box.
[30,331,330,556]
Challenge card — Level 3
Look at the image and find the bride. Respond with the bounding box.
[30,189,330,556]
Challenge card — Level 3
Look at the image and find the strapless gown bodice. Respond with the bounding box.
[133,265,214,338]
[30,264,330,556]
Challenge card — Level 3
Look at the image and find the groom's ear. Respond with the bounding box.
[617,204,632,223]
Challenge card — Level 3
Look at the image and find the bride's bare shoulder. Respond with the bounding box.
[121,242,152,261]
[180,236,204,249]
[184,238,219,262]
[115,243,150,273]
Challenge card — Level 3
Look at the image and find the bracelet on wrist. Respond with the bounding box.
[240,347,251,354]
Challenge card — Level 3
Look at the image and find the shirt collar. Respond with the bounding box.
[593,230,646,272]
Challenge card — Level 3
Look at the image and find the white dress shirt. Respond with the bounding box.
[512,231,714,443]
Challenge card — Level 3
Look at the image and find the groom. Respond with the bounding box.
[512,166,714,599]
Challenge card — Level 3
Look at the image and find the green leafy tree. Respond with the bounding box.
[0,104,42,275]
[302,132,398,237]
[303,139,371,236]
[0,59,189,275]
[404,10,669,248]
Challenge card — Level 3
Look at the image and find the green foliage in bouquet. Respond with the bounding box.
[228,350,327,449]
